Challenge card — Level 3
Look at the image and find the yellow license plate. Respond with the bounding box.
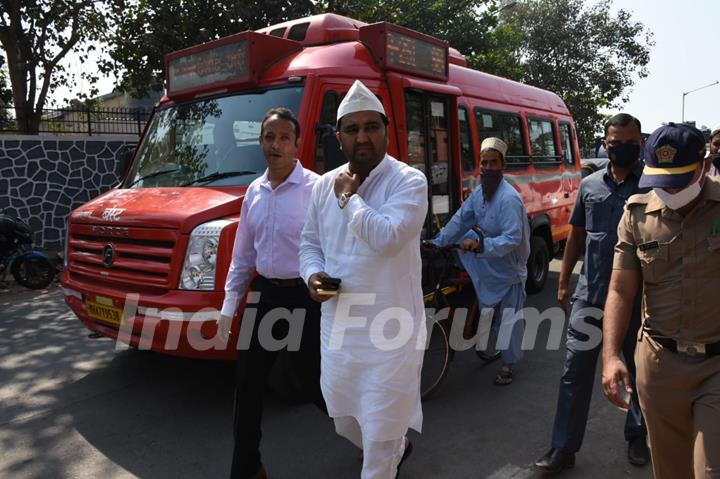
[86,301,123,327]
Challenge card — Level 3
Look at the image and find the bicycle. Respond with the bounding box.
[420,243,502,400]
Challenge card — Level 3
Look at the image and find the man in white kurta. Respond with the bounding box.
[299,80,428,479]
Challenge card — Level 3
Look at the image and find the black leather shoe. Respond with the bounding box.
[627,437,649,466]
[534,448,575,474]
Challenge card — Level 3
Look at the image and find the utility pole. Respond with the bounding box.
[682,80,719,122]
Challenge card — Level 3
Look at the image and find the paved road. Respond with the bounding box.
[0,262,653,478]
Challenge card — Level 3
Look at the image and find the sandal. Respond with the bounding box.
[494,367,513,386]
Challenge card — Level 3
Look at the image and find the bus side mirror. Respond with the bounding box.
[316,123,346,171]
[116,144,136,180]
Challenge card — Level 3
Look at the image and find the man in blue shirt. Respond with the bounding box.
[429,137,530,385]
[535,113,649,474]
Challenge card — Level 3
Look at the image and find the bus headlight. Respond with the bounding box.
[179,220,231,290]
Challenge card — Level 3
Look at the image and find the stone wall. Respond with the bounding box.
[0,135,138,250]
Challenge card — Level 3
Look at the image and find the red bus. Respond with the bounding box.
[61,14,581,359]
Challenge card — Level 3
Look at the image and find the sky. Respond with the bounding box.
[48,0,720,133]
[602,0,720,132]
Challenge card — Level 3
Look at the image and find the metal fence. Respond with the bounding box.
[0,106,151,136]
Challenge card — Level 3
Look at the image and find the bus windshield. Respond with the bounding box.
[124,86,304,188]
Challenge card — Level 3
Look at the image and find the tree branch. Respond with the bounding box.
[36,17,80,111]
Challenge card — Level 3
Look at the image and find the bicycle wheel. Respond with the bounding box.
[470,301,501,363]
[421,317,451,400]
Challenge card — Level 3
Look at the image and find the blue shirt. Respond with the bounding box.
[570,161,647,305]
[432,180,530,307]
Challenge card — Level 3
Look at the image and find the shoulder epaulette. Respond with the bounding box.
[626,191,652,207]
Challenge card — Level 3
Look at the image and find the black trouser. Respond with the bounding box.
[230,276,325,479]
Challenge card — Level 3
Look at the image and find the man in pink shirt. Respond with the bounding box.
[217,108,324,479]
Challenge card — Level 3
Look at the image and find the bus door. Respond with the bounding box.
[312,82,394,175]
[405,90,456,239]
[313,85,348,174]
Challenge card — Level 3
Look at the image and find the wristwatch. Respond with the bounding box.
[338,191,354,209]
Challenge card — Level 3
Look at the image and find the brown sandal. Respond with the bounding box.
[494,367,513,386]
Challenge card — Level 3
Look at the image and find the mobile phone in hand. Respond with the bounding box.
[317,276,341,296]
[316,288,339,297]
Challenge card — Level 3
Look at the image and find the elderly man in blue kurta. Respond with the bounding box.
[430,137,530,385]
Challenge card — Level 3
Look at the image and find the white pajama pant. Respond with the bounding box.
[334,416,406,479]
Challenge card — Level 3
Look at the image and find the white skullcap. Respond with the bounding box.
[481,137,508,157]
[337,80,386,122]
[711,124,720,138]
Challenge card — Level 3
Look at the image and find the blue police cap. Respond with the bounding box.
[639,123,707,189]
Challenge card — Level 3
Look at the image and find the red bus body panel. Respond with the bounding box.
[61,14,579,359]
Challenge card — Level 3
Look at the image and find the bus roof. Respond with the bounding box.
[260,14,570,116]
[164,13,571,117]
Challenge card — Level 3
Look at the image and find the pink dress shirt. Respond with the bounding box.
[221,160,318,317]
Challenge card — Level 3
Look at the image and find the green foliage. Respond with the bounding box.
[102,0,652,150]
[105,0,522,96]
[320,0,523,81]
[103,0,316,97]
[0,0,108,133]
[504,0,653,147]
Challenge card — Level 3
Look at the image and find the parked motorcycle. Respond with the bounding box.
[0,213,55,290]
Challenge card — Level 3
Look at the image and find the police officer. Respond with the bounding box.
[535,114,648,474]
[709,124,720,176]
[603,123,720,478]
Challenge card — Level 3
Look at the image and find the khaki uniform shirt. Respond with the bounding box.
[614,176,720,344]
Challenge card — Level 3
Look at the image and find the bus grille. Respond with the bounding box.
[67,223,180,289]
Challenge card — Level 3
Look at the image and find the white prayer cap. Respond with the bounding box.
[336,80,386,123]
[711,124,720,138]
[481,137,508,157]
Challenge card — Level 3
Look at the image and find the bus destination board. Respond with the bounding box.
[168,40,249,93]
[386,31,447,80]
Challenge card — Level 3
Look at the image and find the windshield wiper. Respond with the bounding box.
[182,170,257,186]
[125,168,182,188]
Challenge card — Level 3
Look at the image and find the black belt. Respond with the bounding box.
[259,276,305,288]
[645,330,720,357]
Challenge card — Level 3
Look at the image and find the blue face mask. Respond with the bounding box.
[607,143,641,168]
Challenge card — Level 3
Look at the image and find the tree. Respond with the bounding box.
[0,55,13,129]
[104,0,316,97]
[0,1,108,134]
[105,0,523,96]
[504,0,653,147]
[321,0,523,80]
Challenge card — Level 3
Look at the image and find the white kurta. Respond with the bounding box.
[299,154,428,442]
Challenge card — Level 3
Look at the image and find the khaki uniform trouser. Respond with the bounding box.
[636,335,720,478]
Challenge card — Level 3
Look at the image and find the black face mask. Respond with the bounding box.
[480,170,503,200]
[712,154,720,171]
[607,143,641,168]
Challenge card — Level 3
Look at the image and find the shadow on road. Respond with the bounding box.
[1,267,651,478]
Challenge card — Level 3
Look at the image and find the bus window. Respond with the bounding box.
[406,92,426,171]
[559,122,575,167]
[315,90,346,174]
[529,118,560,167]
[406,90,452,237]
[474,108,528,168]
[288,22,310,41]
[459,106,476,174]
